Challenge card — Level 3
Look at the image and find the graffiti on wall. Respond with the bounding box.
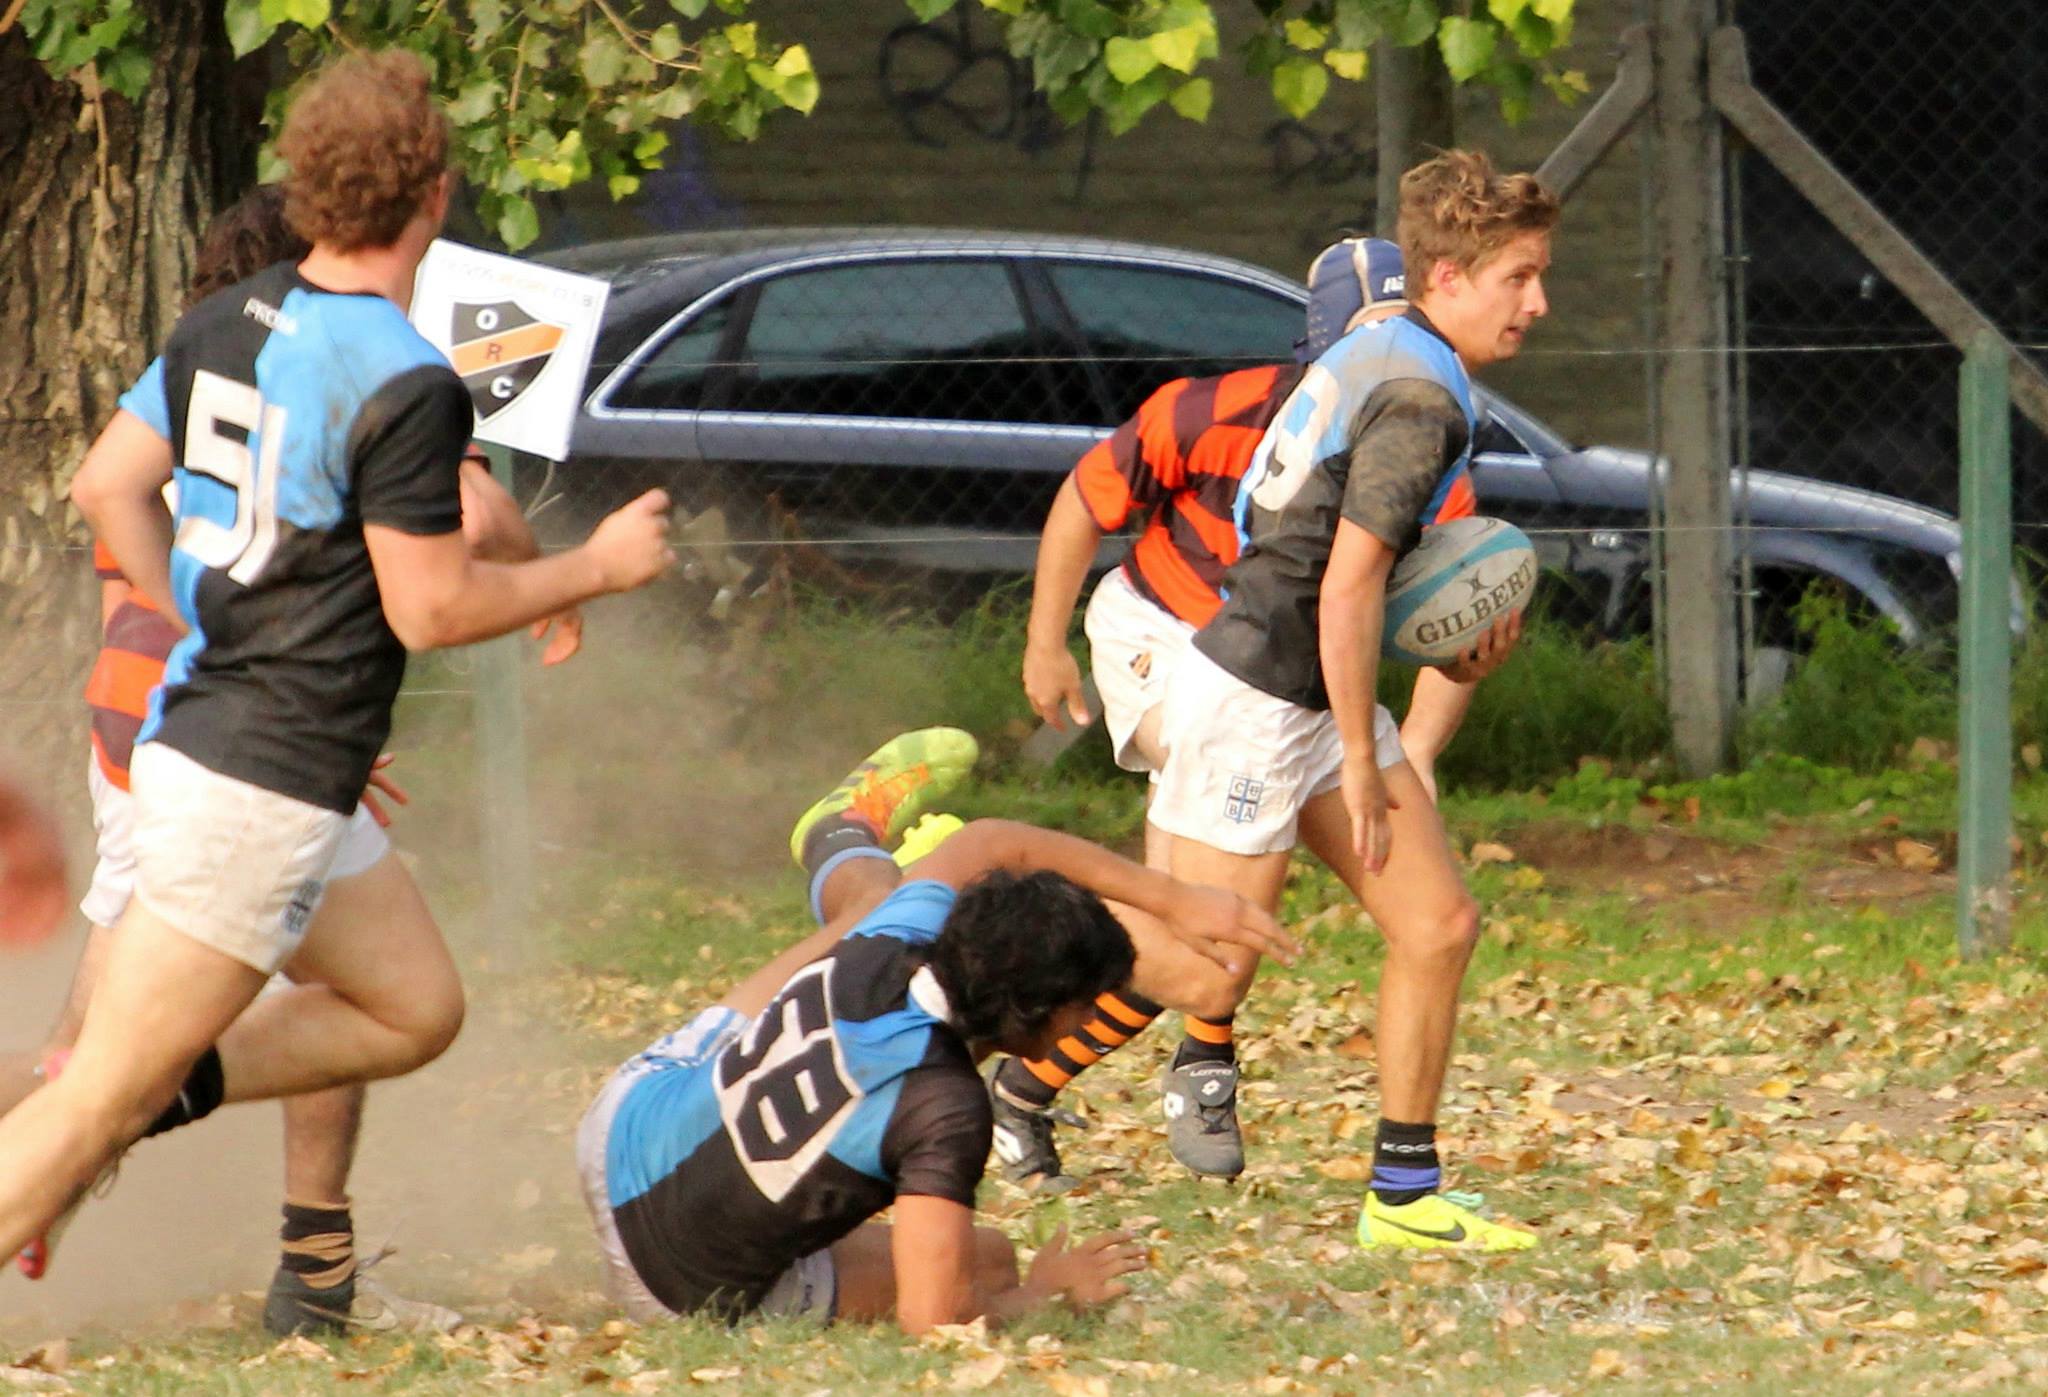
[877,8,1102,197]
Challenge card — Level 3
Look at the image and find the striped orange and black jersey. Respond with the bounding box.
[1071,364,1301,628]
[86,540,178,791]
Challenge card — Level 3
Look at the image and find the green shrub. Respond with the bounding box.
[1393,625,1669,790]
[1739,589,1952,771]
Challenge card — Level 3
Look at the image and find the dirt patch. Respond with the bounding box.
[1494,821,1951,928]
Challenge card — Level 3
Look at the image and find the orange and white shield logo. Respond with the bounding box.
[450,300,566,421]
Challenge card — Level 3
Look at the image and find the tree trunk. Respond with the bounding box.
[1373,40,1456,236]
[0,2,258,765]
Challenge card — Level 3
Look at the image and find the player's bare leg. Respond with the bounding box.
[829,1222,1018,1323]
[0,924,112,1121]
[1297,765,1532,1251]
[0,901,265,1258]
[213,853,464,1103]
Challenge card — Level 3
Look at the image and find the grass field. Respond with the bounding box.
[7,751,2045,1396]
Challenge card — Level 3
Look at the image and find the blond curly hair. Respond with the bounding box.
[1397,149,1560,289]
[277,49,448,253]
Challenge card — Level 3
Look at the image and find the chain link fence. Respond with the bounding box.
[1731,0,2046,659]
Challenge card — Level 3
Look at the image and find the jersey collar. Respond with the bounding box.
[907,965,961,1030]
[1401,305,1457,353]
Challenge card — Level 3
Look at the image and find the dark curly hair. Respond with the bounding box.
[277,49,448,253]
[189,186,309,304]
[926,869,1135,1049]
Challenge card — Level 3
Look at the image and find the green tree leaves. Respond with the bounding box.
[985,0,1583,132]
[22,0,1586,256]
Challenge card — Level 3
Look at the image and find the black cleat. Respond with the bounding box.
[988,1068,1084,1194]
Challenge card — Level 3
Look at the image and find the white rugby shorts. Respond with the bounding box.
[576,1005,837,1325]
[1150,645,1408,856]
[1084,567,1195,777]
[128,743,355,974]
[86,756,389,928]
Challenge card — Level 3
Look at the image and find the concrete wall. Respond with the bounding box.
[546,0,1650,450]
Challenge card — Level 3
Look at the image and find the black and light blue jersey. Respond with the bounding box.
[1197,308,1477,709]
[606,881,992,1318]
[119,261,471,812]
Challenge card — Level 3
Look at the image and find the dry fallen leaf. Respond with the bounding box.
[1469,841,1517,865]
[947,1353,1007,1390]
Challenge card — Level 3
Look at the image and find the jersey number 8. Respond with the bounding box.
[178,369,285,585]
[715,963,860,1202]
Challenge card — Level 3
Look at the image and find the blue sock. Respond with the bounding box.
[807,845,896,925]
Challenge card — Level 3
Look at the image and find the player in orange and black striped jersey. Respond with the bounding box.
[996,238,1506,1190]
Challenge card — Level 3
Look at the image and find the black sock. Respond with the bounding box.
[279,1200,357,1296]
[1171,1015,1235,1069]
[799,816,885,882]
[992,1055,1059,1111]
[141,1047,224,1139]
[1370,1118,1441,1205]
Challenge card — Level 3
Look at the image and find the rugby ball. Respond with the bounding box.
[1383,516,1537,667]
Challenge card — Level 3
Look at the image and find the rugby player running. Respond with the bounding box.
[991,237,1518,1190]
[0,185,577,1330]
[0,50,672,1266]
[1082,152,1556,1251]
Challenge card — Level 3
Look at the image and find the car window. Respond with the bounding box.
[1045,263,1302,422]
[1472,412,1531,457]
[726,260,1063,422]
[610,297,736,411]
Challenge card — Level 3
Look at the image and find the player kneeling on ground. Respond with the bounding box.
[580,731,1292,1331]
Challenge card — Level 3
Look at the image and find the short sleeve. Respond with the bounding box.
[93,538,123,580]
[117,357,171,441]
[882,1067,993,1207]
[1337,379,1471,553]
[1072,378,1191,531]
[348,364,472,535]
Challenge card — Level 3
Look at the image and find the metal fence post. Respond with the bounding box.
[478,444,533,937]
[1958,334,2013,959]
[1652,0,1738,775]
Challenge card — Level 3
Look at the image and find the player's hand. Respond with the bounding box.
[1165,881,1300,967]
[1022,642,1090,730]
[0,781,67,948]
[1440,610,1522,685]
[1343,753,1398,875]
[532,606,584,666]
[360,753,410,829]
[1025,1225,1147,1310]
[586,489,676,593]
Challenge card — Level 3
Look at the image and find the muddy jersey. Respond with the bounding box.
[117,262,470,813]
[606,881,992,1319]
[1194,309,1477,710]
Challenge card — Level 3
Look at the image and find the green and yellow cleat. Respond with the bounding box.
[789,727,979,870]
[894,813,965,867]
[1357,1190,1536,1254]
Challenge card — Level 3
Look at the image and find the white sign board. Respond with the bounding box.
[409,239,609,463]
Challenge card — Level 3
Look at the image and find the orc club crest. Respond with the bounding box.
[450,300,566,421]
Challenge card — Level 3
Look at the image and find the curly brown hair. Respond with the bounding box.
[189,186,309,303]
[276,49,448,254]
[1397,149,1560,289]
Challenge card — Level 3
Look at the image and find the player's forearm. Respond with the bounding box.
[1402,666,1477,765]
[460,460,541,563]
[391,548,607,651]
[78,498,177,620]
[966,820,1179,921]
[1025,478,1102,654]
[1319,576,1386,760]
